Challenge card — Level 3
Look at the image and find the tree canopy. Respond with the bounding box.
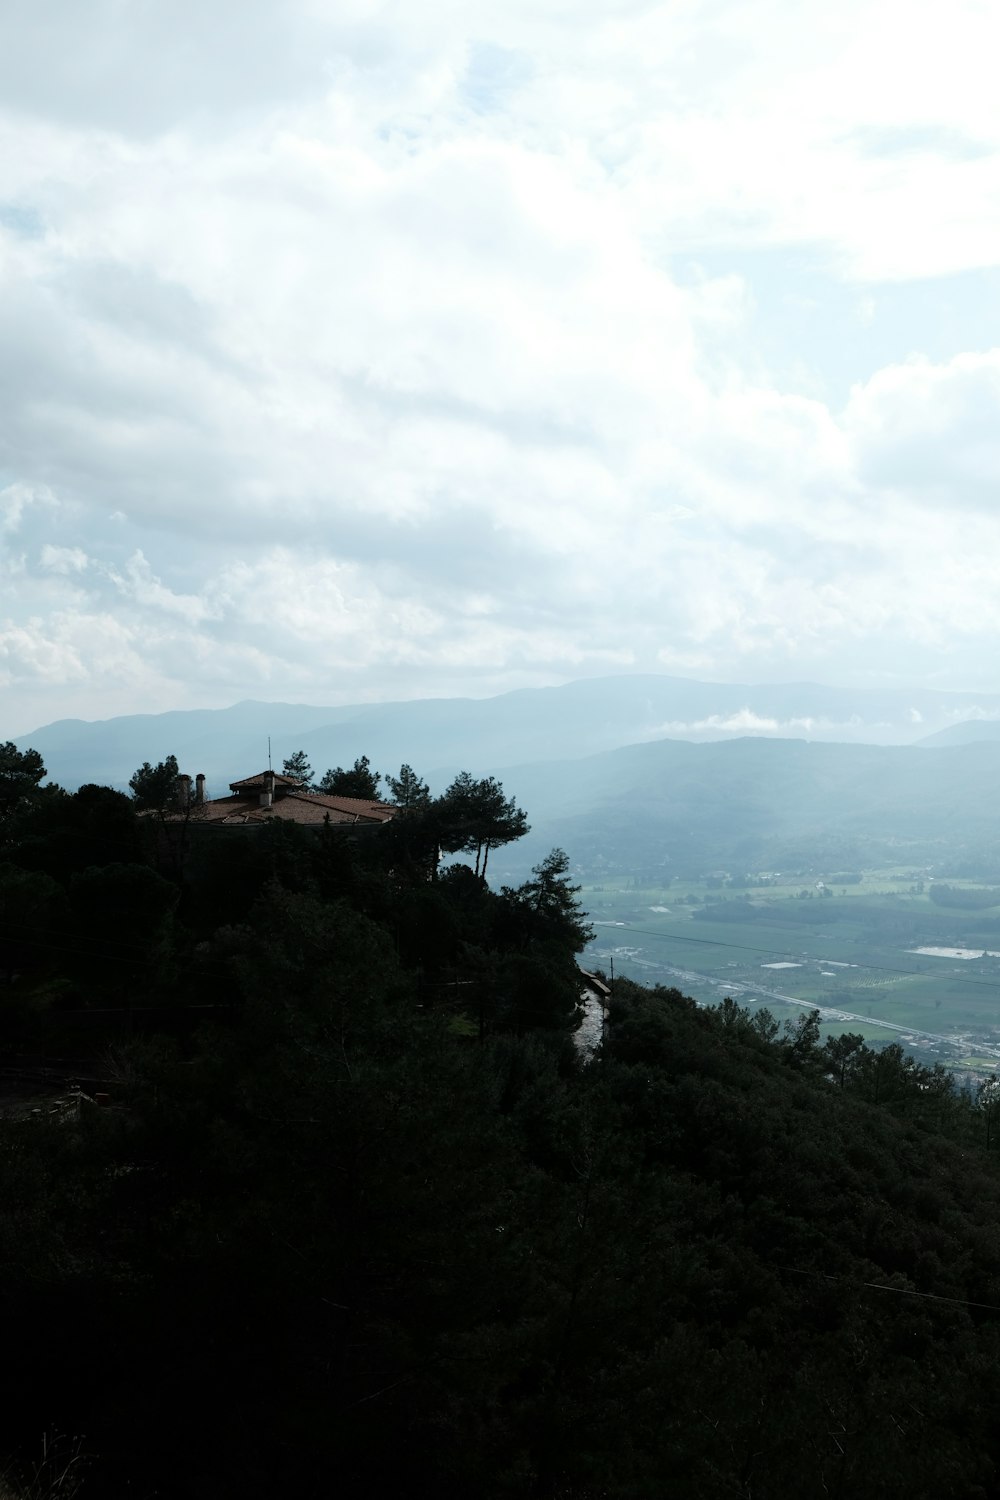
[128,753,180,812]
[509,847,594,952]
[0,742,47,820]
[436,771,529,879]
[8,742,1000,1499]
[385,762,431,812]
[318,755,381,799]
[281,749,314,787]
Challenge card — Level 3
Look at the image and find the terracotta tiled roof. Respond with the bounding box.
[160,769,398,829]
[186,789,396,827]
[309,793,396,821]
[228,771,303,791]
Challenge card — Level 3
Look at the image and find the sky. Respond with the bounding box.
[3,0,1000,735]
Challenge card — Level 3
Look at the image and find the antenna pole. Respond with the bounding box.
[605,954,614,1052]
[268,736,272,772]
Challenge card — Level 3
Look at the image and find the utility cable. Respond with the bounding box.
[782,1265,1000,1314]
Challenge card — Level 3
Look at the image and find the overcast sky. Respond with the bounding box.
[3,0,1000,734]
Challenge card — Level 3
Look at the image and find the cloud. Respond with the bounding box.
[103,551,218,623]
[1,482,55,534]
[845,350,1000,504]
[3,1,1000,731]
[40,544,89,574]
[643,710,869,739]
[0,618,90,686]
[941,705,1000,724]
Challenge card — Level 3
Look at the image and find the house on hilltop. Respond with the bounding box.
[172,769,396,828]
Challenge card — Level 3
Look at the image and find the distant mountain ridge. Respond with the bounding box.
[14,674,1000,793]
[497,734,1000,882]
[916,719,1000,748]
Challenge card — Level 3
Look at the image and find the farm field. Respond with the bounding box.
[582,870,1000,1072]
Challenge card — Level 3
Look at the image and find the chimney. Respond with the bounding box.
[259,769,276,809]
[195,773,205,805]
[176,773,192,809]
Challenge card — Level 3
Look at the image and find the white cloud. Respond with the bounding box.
[845,349,1000,503]
[106,551,219,624]
[40,544,89,573]
[1,482,55,535]
[3,1,1000,732]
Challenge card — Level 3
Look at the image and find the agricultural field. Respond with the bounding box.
[581,869,1000,1073]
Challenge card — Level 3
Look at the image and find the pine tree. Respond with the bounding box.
[318,755,382,799]
[436,773,529,880]
[129,754,180,812]
[282,749,314,787]
[513,848,594,951]
[385,764,431,812]
[0,742,48,819]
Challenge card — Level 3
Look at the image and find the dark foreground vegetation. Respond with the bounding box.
[5,747,1000,1497]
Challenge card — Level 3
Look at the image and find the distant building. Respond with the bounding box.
[172,769,397,828]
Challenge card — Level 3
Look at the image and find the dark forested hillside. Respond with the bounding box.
[4,748,1000,1498]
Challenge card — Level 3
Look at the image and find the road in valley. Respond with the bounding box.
[586,935,1000,1061]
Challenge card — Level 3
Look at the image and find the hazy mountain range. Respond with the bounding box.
[13,674,1000,795]
[14,676,1000,883]
[500,735,1000,882]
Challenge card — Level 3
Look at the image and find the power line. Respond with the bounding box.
[782,1265,1000,1314]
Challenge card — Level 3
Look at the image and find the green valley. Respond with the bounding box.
[582,869,1000,1074]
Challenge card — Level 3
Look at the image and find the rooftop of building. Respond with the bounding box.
[170,769,397,827]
